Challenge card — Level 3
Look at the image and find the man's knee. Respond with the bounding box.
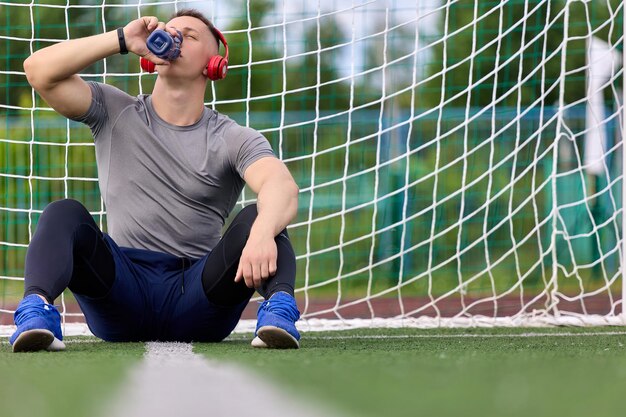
[234,204,258,224]
[41,199,89,221]
[229,204,292,245]
[233,204,293,242]
[37,199,93,236]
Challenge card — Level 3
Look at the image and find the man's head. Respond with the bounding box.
[160,8,223,80]
[170,9,220,50]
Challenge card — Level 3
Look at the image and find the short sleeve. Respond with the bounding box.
[71,82,136,141]
[227,125,276,178]
[70,82,107,137]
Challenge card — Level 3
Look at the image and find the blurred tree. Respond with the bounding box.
[212,0,352,114]
[420,0,623,109]
[211,0,278,114]
[0,0,164,111]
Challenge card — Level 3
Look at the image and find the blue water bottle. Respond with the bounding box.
[146,29,183,60]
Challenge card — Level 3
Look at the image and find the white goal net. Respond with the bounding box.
[1,0,625,334]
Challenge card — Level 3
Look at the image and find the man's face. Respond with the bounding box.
[162,15,219,78]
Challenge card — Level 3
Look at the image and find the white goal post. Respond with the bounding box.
[0,0,625,334]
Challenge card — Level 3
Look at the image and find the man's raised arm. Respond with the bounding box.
[23,16,175,119]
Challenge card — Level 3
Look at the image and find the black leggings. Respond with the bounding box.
[24,199,296,306]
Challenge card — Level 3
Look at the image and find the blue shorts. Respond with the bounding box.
[73,234,249,342]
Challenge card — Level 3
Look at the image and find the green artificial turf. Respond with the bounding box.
[196,327,626,417]
[1,327,625,417]
[0,338,144,417]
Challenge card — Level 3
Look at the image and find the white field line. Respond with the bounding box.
[2,315,626,337]
[100,342,342,417]
[225,331,626,341]
[0,338,104,345]
[0,315,626,338]
[3,330,626,344]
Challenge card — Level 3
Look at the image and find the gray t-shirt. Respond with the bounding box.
[73,82,275,258]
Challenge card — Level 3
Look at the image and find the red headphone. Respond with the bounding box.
[139,26,229,81]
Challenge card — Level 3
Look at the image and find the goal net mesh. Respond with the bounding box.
[1,0,624,332]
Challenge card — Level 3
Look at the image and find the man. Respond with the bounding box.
[10,9,301,352]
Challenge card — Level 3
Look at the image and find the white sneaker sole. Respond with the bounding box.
[12,329,55,353]
[46,337,66,352]
[256,326,300,349]
[251,336,269,348]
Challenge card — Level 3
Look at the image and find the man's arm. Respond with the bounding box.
[234,157,299,289]
[23,16,175,118]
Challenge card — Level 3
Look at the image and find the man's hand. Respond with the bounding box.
[234,234,278,289]
[123,16,179,66]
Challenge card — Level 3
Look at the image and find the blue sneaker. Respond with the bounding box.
[254,292,301,349]
[10,294,65,353]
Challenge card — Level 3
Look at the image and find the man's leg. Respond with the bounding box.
[201,204,300,348]
[11,199,116,352]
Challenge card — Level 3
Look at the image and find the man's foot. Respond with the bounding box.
[10,294,65,353]
[253,292,300,349]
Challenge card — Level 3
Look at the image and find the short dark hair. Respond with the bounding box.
[171,8,220,48]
